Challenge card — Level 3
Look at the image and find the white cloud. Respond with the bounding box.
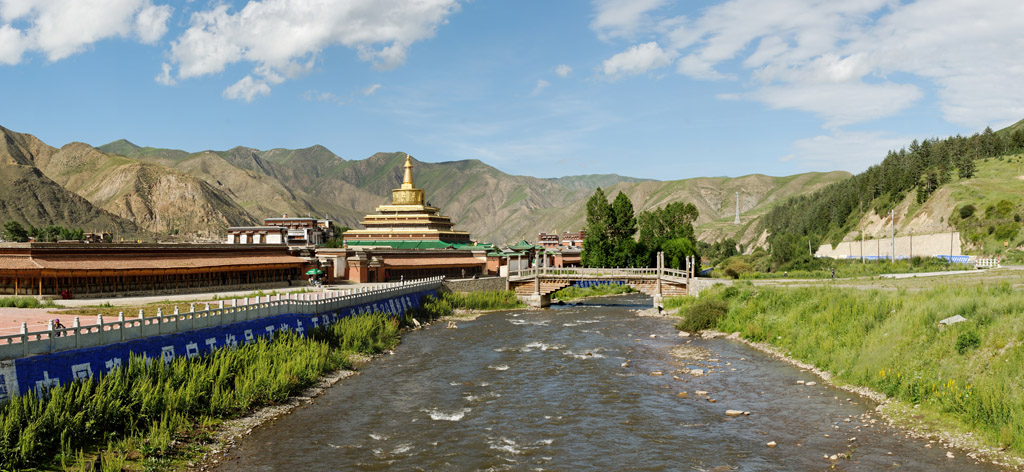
[602,41,674,77]
[302,89,344,104]
[223,75,270,102]
[787,131,914,172]
[134,3,173,44]
[590,0,667,40]
[0,24,26,65]
[750,81,922,128]
[531,79,550,96]
[164,0,460,96]
[555,64,572,78]
[363,83,382,96]
[0,0,173,64]
[155,62,175,85]
[594,0,1024,129]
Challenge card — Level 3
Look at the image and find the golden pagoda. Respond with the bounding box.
[342,154,472,247]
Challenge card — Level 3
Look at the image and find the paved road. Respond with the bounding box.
[878,269,986,279]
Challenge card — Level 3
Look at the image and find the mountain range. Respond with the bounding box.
[0,124,850,245]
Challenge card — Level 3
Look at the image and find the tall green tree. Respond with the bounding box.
[582,189,641,267]
[2,221,28,242]
[608,192,638,267]
[581,187,613,267]
[636,201,699,267]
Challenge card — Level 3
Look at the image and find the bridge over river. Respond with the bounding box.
[509,253,695,308]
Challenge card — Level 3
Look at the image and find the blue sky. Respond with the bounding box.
[1,0,1023,180]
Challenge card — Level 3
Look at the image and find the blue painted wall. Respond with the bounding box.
[570,280,626,288]
[1,289,435,399]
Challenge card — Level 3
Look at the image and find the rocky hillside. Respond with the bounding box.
[0,127,139,236]
[0,123,855,245]
[99,138,850,245]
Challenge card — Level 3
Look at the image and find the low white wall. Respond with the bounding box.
[816,231,961,259]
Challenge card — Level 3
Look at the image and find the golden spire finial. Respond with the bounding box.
[401,154,415,189]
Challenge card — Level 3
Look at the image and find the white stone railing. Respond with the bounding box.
[975,258,1000,269]
[0,277,443,361]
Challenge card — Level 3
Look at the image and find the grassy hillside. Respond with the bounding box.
[545,174,653,190]
[95,134,854,244]
[497,171,851,247]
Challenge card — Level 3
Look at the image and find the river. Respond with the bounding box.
[212,294,1000,471]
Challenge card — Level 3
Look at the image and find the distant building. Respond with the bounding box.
[537,232,560,248]
[226,216,334,246]
[343,155,472,248]
[226,226,288,245]
[533,230,585,248]
[561,230,585,247]
[0,243,305,298]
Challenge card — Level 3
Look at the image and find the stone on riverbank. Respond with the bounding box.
[725,410,743,416]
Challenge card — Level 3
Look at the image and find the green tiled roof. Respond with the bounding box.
[346,240,457,249]
[508,239,538,250]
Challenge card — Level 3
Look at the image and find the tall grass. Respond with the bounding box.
[552,284,635,301]
[0,296,60,308]
[437,290,524,311]
[0,309,413,470]
[717,256,973,280]
[689,282,1024,453]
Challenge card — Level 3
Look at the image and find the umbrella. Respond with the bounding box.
[305,268,324,275]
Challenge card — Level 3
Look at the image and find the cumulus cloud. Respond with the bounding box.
[363,83,382,96]
[531,79,551,96]
[163,0,460,97]
[602,41,674,77]
[0,0,172,64]
[223,75,271,102]
[594,0,1024,129]
[555,64,572,78]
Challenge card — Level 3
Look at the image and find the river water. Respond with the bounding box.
[213,294,999,471]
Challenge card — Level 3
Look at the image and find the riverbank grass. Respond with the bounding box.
[432,290,525,313]
[668,282,1024,459]
[551,283,636,301]
[0,299,454,471]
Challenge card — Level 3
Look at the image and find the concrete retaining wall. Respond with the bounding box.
[816,231,961,259]
[690,277,733,297]
[442,276,508,293]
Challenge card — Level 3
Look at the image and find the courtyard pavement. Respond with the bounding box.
[0,282,394,338]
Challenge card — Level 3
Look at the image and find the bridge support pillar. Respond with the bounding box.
[652,294,663,310]
[519,293,550,308]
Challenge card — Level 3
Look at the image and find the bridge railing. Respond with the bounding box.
[509,267,691,280]
[0,277,444,361]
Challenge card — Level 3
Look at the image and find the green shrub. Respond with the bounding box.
[959,204,976,219]
[993,222,1019,241]
[675,298,729,332]
[956,329,981,354]
[0,297,59,308]
[721,259,751,279]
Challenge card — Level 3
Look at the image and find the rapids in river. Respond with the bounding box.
[213,294,999,471]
